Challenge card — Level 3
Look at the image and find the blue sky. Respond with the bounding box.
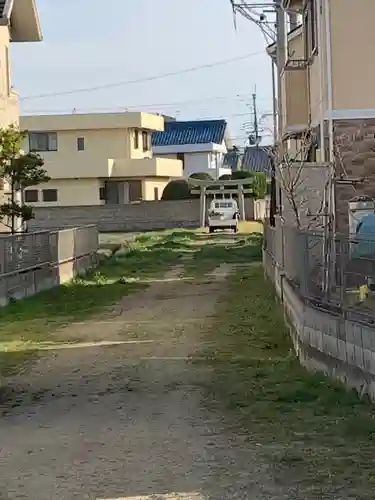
[12,0,273,145]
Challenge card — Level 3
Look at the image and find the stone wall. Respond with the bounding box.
[334,118,375,233]
[0,226,98,305]
[264,250,375,401]
[28,199,256,233]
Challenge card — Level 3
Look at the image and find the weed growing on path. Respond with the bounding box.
[198,265,375,498]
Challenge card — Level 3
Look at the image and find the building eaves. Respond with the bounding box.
[152,119,227,147]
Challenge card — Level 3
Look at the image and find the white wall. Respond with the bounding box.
[154,151,231,180]
[184,152,211,177]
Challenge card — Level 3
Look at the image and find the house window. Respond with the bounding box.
[304,0,318,57]
[99,186,106,201]
[142,131,149,152]
[134,129,139,149]
[24,189,38,202]
[29,132,58,152]
[177,152,185,170]
[154,187,159,200]
[77,137,85,151]
[42,189,58,202]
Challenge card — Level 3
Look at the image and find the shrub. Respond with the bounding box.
[161,180,191,200]
[189,172,213,181]
[253,172,267,199]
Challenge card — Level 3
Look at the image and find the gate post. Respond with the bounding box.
[200,186,206,227]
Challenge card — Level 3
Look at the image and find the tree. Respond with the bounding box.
[231,170,252,180]
[218,174,231,181]
[0,125,50,233]
[253,172,267,199]
[189,172,213,181]
[161,179,191,200]
[270,129,331,229]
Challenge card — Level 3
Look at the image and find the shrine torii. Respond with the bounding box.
[187,177,254,227]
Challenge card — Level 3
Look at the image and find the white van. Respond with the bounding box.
[208,198,239,233]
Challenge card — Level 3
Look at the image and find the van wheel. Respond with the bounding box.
[209,227,215,234]
[233,227,238,233]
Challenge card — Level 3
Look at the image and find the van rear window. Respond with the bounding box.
[214,202,233,209]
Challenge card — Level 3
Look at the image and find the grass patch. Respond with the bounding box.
[198,265,375,497]
[185,232,263,275]
[0,229,197,376]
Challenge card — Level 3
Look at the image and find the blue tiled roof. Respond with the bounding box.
[242,146,272,175]
[152,119,227,147]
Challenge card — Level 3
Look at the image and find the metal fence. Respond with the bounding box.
[264,221,375,323]
[0,225,98,277]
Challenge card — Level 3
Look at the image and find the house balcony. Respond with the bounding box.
[43,156,183,180]
[109,157,183,178]
[281,65,309,135]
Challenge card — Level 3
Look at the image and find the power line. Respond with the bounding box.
[20,51,264,101]
[20,109,266,120]
[21,92,272,115]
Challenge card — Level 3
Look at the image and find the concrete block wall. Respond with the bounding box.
[0,227,98,306]
[28,198,257,233]
[263,250,375,401]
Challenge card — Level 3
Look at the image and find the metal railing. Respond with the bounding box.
[0,225,98,277]
[264,221,375,324]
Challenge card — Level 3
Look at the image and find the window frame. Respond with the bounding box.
[134,129,140,149]
[42,189,58,202]
[142,131,149,152]
[29,132,58,152]
[77,137,85,151]
[304,0,318,59]
[99,186,106,201]
[24,189,38,203]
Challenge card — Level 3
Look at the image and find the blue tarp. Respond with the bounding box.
[351,212,375,259]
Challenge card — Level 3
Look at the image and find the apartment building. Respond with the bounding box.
[20,112,183,206]
[0,0,41,128]
[0,0,42,232]
[270,0,375,232]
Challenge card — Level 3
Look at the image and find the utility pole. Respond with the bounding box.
[252,91,259,144]
[275,0,285,154]
[249,89,261,146]
[230,0,285,224]
[274,0,286,216]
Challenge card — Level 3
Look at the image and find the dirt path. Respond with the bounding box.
[0,264,279,500]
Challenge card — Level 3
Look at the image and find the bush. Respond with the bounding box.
[231,170,253,180]
[253,172,267,199]
[189,172,213,181]
[161,180,191,200]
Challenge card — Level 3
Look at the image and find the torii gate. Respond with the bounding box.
[187,178,254,227]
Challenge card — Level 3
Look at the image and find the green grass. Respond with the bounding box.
[0,227,263,377]
[198,265,375,498]
[185,232,263,275]
[0,229,198,376]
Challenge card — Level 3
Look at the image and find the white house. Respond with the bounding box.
[151,119,232,180]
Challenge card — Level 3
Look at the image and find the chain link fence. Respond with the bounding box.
[264,221,375,324]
